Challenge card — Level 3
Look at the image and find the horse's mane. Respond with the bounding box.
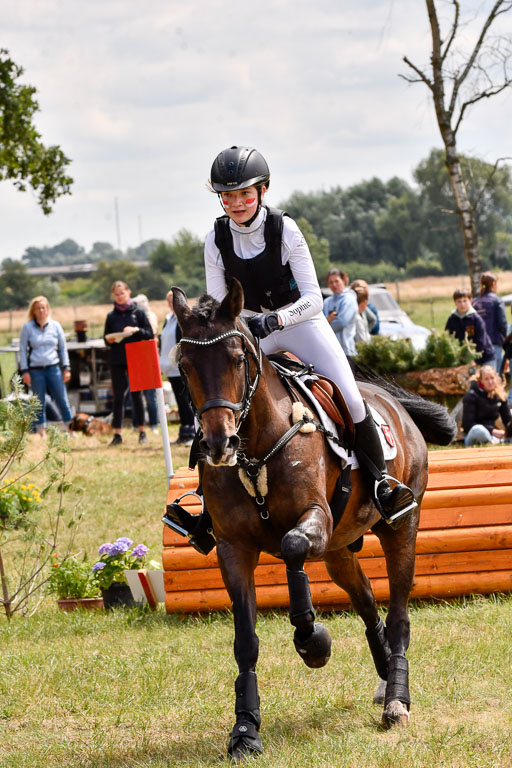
[190,293,220,325]
[349,357,457,446]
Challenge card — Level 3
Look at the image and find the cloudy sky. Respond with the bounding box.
[2,0,512,261]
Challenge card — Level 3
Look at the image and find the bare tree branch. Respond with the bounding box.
[401,56,434,89]
[454,81,512,134]
[441,0,460,65]
[470,156,512,213]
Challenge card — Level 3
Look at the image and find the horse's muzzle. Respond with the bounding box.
[200,433,240,467]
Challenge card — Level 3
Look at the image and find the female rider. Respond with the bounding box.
[165,146,416,553]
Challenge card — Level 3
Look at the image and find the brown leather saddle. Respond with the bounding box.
[305,376,355,449]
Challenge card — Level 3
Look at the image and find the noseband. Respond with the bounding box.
[178,329,262,430]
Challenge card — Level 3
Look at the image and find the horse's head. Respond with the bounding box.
[172,279,260,467]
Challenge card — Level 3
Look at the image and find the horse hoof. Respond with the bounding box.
[227,721,263,762]
[293,622,332,668]
[382,700,409,729]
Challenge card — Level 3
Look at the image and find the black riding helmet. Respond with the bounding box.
[210,146,270,192]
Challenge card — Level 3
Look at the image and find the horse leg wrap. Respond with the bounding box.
[384,654,410,709]
[286,568,315,634]
[287,568,332,668]
[227,671,263,758]
[365,617,391,681]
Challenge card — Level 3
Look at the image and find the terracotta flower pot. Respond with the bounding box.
[101,583,135,609]
[57,597,104,612]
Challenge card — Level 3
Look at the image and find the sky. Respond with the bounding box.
[2,0,512,261]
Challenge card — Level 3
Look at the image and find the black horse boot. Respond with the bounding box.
[162,491,216,555]
[354,402,417,529]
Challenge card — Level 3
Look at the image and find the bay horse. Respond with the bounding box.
[171,279,456,761]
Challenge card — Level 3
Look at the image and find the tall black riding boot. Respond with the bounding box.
[354,402,417,529]
[162,456,216,555]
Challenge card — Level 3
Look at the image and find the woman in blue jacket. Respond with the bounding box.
[472,272,507,371]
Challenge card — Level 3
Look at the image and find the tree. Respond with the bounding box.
[0,49,73,213]
[295,217,330,284]
[402,1,512,294]
[0,259,35,310]
[90,260,142,303]
[149,230,205,296]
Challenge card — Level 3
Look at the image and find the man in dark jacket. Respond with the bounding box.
[445,289,495,364]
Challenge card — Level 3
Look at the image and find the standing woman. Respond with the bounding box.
[472,272,507,372]
[19,296,73,437]
[103,281,154,446]
[166,146,417,553]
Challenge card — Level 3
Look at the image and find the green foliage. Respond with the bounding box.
[355,330,478,374]
[0,378,83,619]
[413,330,478,370]
[355,335,416,373]
[149,229,205,297]
[331,260,403,284]
[46,553,99,600]
[0,258,35,310]
[90,259,142,303]
[0,49,73,214]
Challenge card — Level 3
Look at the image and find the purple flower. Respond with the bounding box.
[115,537,133,547]
[109,540,131,556]
[131,544,149,559]
[92,561,106,571]
[98,543,113,556]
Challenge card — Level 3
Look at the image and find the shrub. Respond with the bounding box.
[413,330,478,370]
[47,553,100,600]
[355,335,416,374]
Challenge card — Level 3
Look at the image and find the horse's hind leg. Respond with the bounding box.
[324,548,391,693]
[281,505,332,668]
[373,516,418,728]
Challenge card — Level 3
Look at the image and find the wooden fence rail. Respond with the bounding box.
[162,447,512,613]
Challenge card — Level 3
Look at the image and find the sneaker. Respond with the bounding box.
[109,433,123,447]
[138,431,147,445]
[150,426,159,434]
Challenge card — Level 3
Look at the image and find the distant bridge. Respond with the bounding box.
[24,261,150,278]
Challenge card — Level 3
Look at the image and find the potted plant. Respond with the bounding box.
[91,537,149,609]
[47,553,103,611]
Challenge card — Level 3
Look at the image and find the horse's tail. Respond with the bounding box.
[350,358,458,446]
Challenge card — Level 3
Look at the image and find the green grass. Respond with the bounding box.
[400,297,454,333]
[1,436,512,766]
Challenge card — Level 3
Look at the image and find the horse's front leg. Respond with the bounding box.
[281,505,332,668]
[216,540,263,761]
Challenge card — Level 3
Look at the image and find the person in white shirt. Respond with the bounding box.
[164,146,416,553]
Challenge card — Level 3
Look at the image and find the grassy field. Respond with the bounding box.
[1,435,512,767]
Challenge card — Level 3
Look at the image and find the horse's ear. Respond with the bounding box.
[218,278,244,321]
[171,286,192,327]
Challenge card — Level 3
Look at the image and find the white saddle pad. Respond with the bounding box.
[293,375,398,468]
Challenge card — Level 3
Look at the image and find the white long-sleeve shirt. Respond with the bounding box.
[204,207,323,328]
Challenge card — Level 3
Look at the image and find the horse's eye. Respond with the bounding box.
[235,355,245,369]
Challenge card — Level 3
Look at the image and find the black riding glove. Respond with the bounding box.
[248,312,283,339]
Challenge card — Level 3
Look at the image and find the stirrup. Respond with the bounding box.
[162,491,216,555]
[375,475,417,529]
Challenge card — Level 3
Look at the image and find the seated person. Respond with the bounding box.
[446,288,495,365]
[462,365,511,446]
[322,268,358,356]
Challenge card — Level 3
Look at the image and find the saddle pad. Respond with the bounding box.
[293,375,397,467]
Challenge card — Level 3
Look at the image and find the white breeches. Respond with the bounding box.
[260,312,366,423]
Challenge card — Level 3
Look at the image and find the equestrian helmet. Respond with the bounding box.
[210,146,270,192]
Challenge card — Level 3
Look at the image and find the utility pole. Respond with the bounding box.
[114,197,122,251]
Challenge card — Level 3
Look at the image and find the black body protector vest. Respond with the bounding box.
[214,206,301,313]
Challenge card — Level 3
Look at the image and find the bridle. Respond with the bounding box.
[177,328,262,431]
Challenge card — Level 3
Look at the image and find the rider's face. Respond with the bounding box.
[221,185,265,225]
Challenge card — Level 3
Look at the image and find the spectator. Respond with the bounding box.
[503,303,512,404]
[351,282,377,344]
[462,365,511,446]
[159,289,195,446]
[132,294,159,433]
[350,278,380,335]
[322,268,358,355]
[103,281,154,447]
[472,272,507,372]
[445,288,495,365]
[19,296,74,437]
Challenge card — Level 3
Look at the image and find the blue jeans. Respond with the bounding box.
[30,365,73,428]
[464,424,498,447]
[490,344,503,372]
